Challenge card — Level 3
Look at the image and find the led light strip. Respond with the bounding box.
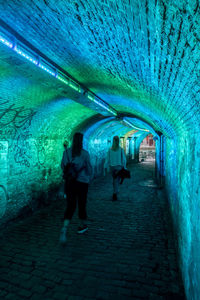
[14,44,38,65]
[87,92,117,116]
[0,27,82,94]
[94,99,117,116]
[123,118,149,132]
[0,26,153,122]
[0,33,13,48]
[0,26,119,116]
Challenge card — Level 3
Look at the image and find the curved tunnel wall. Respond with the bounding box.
[0,83,97,223]
[0,1,200,299]
[165,135,200,297]
[0,48,151,224]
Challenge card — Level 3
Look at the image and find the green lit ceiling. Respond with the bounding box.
[0,0,199,138]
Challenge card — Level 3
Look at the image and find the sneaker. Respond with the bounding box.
[77,225,88,234]
[60,227,67,244]
[112,193,117,201]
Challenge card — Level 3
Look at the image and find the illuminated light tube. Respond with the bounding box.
[57,74,69,85]
[93,99,117,116]
[14,43,38,65]
[123,118,149,132]
[0,34,13,48]
[87,92,117,115]
[38,59,56,77]
[0,25,118,110]
[69,80,81,92]
[107,107,117,116]
[110,109,117,116]
[38,64,56,76]
[87,92,95,101]
[86,91,117,116]
[94,99,110,110]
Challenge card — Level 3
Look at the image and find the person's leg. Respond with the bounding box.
[63,179,67,199]
[112,167,117,201]
[112,166,122,201]
[77,181,88,233]
[60,180,76,243]
[64,179,77,218]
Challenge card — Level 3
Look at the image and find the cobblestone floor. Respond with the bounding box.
[0,161,186,300]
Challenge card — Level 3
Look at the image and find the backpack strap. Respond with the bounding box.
[65,148,73,163]
[65,148,85,174]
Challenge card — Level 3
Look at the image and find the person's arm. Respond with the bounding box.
[85,152,93,181]
[104,149,110,175]
[61,150,67,170]
[122,148,126,168]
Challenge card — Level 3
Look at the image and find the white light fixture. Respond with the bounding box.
[87,92,117,116]
[0,26,81,92]
[0,24,118,117]
[123,118,149,132]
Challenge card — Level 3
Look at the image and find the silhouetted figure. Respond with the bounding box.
[61,140,69,199]
[60,132,92,244]
[104,136,126,201]
[63,140,68,149]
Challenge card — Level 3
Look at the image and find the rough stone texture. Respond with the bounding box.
[0,1,200,299]
[0,0,200,136]
[0,52,144,226]
[165,133,200,300]
[0,70,95,225]
[0,162,185,299]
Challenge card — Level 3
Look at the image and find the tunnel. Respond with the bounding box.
[0,1,200,299]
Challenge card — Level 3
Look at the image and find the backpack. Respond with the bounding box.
[63,149,85,182]
[63,162,78,181]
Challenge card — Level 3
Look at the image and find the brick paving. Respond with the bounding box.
[0,161,185,300]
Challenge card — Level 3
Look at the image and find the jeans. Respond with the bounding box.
[110,165,123,194]
[64,180,88,220]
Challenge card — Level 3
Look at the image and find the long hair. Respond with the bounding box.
[63,140,68,149]
[111,136,120,151]
[72,132,83,157]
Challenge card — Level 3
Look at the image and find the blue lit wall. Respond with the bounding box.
[84,118,136,176]
[0,1,200,299]
[165,134,200,297]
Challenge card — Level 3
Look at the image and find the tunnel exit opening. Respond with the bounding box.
[139,134,155,163]
[125,132,166,188]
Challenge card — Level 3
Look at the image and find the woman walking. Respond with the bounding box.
[60,132,92,244]
[61,140,69,199]
[104,136,126,201]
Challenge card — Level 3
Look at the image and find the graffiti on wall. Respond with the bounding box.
[0,97,36,167]
[0,141,9,218]
[14,132,33,167]
[35,135,51,166]
[0,98,36,136]
[0,185,8,218]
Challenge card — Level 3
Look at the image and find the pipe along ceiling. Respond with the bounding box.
[1,0,199,140]
[0,2,200,299]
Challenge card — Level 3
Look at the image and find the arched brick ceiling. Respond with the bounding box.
[0,45,98,141]
[0,0,200,137]
[84,118,136,145]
